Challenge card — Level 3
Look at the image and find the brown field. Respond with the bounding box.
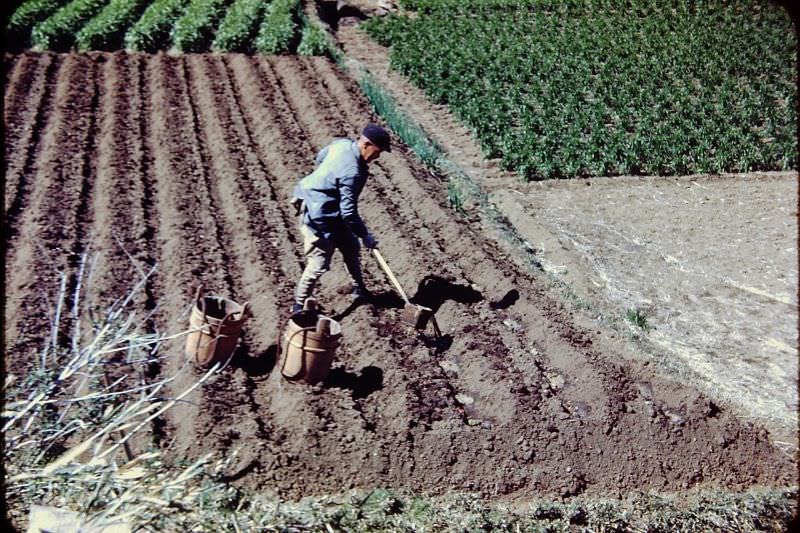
[3,50,796,503]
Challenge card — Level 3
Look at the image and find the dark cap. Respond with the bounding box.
[362,123,391,152]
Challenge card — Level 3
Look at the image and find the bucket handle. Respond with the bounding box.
[280,326,318,380]
[214,300,249,337]
[209,301,250,368]
[191,286,207,365]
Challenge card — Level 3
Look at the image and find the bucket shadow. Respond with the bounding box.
[324,365,383,399]
[230,344,277,378]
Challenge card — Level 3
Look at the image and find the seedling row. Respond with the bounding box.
[7,0,327,54]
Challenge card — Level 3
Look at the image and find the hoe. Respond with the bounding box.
[372,249,441,337]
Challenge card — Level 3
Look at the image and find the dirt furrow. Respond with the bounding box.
[215,54,304,293]
[4,53,60,239]
[181,53,289,463]
[90,52,150,299]
[4,54,99,368]
[4,52,47,160]
[222,54,309,276]
[144,53,232,451]
[133,53,158,309]
[218,55,413,493]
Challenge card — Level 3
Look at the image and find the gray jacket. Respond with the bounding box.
[292,139,369,240]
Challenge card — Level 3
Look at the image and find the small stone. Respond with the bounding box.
[439,360,460,374]
[502,318,522,332]
[455,393,474,406]
[467,418,481,426]
[665,410,685,426]
[547,373,565,390]
[524,449,535,461]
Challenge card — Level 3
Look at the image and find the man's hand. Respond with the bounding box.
[362,233,379,249]
[290,197,303,216]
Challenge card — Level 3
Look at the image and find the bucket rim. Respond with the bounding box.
[288,312,342,336]
[192,295,247,321]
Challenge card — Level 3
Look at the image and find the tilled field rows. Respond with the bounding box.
[3,51,794,499]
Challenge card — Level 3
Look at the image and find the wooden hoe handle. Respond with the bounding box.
[372,249,410,303]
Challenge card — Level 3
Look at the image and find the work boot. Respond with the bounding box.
[350,285,371,301]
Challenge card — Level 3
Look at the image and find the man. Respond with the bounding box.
[290,123,391,313]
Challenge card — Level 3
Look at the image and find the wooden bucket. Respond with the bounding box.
[185,288,248,368]
[281,299,341,384]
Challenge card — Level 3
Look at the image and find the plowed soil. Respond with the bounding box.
[3,51,796,501]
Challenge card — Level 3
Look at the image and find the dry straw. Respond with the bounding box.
[3,253,236,530]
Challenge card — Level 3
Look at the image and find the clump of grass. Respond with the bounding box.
[446,178,466,214]
[357,71,444,169]
[625,307,651,331]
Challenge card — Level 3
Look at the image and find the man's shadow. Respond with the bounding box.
[229,343,277,378]
[332,289,405,321]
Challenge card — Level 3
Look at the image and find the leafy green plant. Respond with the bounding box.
[364,0,797,180]
[123,0,186,51]
[297,20,330,57]
[210,0,267,53]
[6,0,71,49]
[254,0,301,55]
[625,308,651,331]
[171,0,229,53]
[74,0,149,51]
[30,0,108,51]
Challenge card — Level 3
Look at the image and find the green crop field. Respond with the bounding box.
[365,0,797,180]
[6,0,326,54]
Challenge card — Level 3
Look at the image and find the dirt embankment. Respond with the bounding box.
[3,50,796,501]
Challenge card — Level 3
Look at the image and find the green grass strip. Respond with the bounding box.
[297,20,330,57]
[358,71,443,169]
[171,0,229,53]
[254,0,301,55]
